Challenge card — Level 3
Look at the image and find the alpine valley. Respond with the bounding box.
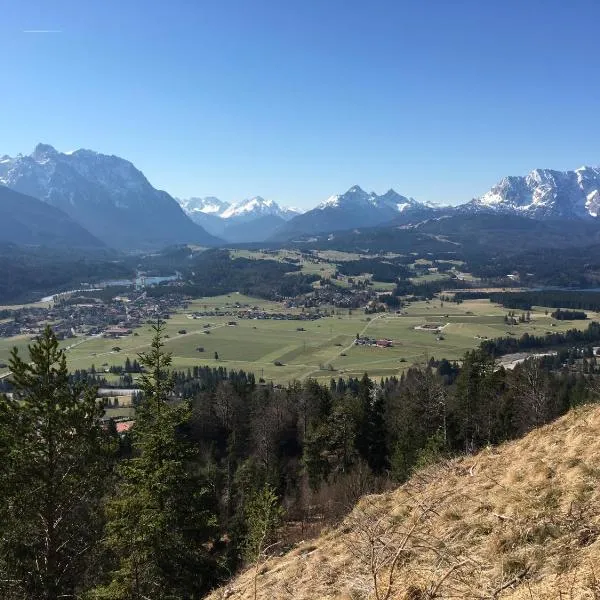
[3,145,600,600]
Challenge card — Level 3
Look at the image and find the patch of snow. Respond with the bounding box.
[221,196,288,219]
[318,195,341,209]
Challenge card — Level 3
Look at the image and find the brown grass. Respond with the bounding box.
[208,405,600,599]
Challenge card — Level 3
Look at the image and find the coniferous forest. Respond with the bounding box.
[1,323,600,599]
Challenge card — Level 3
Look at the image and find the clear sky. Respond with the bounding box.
[2,0,600,208]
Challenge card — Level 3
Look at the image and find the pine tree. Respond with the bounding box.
[0,326,113,600]
[355,374,388,473]
[450,349,504,452]
[93,319,219,599]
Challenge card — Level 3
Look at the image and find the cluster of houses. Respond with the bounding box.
[297,287,378,309]
[0,306,76,340]
[104,326,133,338]
[354,336,394,348]
[190,308,325,322]
[0,292,189,343]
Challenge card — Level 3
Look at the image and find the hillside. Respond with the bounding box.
[0,185,103,248]
[210,404,600,599]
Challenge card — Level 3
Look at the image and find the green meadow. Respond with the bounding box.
[2,294,597,384]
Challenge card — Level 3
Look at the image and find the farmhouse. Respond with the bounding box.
[103,326,132,338]
[354,336,393,348]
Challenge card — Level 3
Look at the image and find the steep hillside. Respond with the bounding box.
[0,185,103,248]
[210,404,600,599]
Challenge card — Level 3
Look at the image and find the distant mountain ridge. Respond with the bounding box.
[0,144,220,250]
[178,196,231,216]
[2,143,598,250]
[270,185,437,240]
[470,166,600,219]
[270,165,600,241]
[178,195,300,242]
[221,196,299,220]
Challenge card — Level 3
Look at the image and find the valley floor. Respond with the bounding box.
[1,295,597,384]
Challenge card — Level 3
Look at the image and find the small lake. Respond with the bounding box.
[41,273,181,302]
[101,273,181,287]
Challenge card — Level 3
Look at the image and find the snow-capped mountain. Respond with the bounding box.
[471,166,600,219]
[178,195,301,242]
[317,185,423,214]
[0,144,220,249]
[271,185,435,240]
[221,196,299,221]
[179,196,231,216]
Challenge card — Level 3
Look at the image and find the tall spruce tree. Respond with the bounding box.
[93,320,219,600]
[0,326,112,600]
[355,374,388,473]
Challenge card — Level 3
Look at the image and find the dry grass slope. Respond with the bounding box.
[209,404,600,599]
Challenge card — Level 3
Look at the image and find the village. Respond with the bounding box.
[189,307,326,321]
[0,291,189,343]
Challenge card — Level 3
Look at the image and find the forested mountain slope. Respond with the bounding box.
[0,185,103,248]
[210,404,600,599]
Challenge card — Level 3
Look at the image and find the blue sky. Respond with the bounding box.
[2,0,600,208]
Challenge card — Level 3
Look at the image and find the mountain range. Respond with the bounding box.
[177,196,300,242]
[0,144,219,249]
[0,143,598,250]
[183,165,600,243]
[469,166,600,219]
[269,185,437,240]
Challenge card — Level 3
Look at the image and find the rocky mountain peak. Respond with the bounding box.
[475,165,600,219]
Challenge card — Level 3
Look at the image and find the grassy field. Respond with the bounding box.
[2,293,597,384]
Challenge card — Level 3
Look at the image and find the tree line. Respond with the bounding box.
[0,244,131,304]
[480,322,600,356]
[487,290,600,312]
[336,258,413,283]
[551,308,587,321]
[147,249,319,301]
